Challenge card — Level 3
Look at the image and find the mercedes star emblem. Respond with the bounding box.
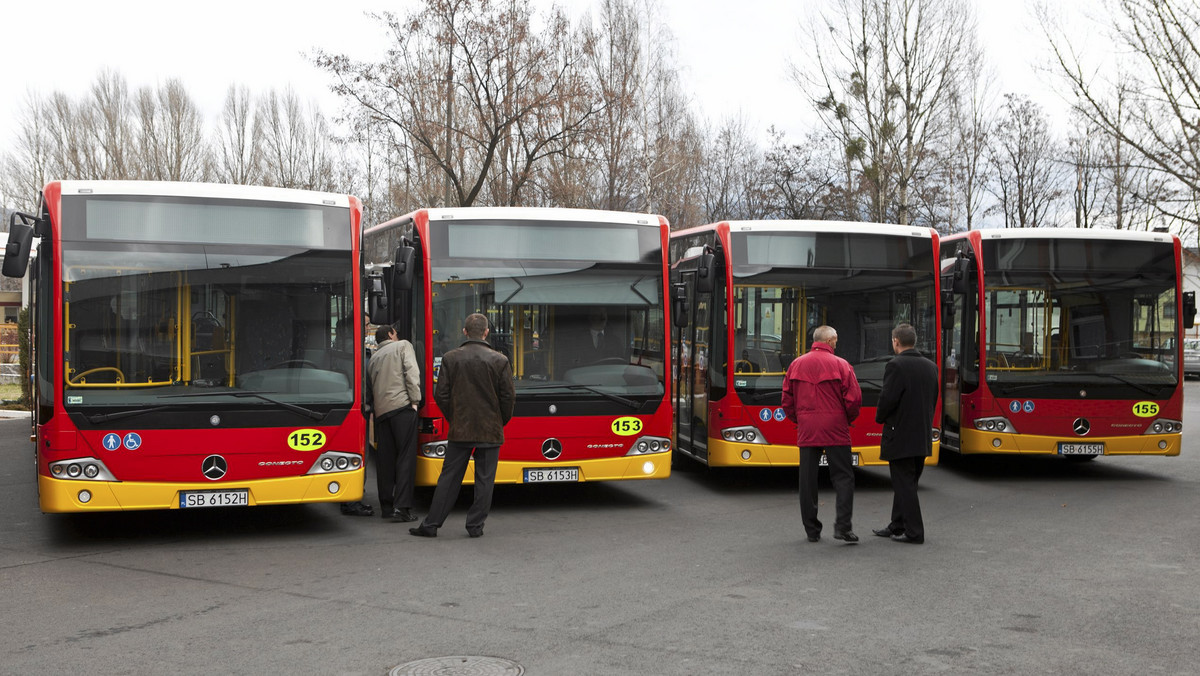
[541,438,563,460]
[202,455,228,480]
[1072,418,1091,436]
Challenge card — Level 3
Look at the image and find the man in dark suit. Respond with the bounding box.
[873,323,939,544]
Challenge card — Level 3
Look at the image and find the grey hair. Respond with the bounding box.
[813,325,837,343]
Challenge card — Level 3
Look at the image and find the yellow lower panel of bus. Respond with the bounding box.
[415,453,671,487]
[37,469,364,513]
[958,429,1181,456]
[705,438,940,468]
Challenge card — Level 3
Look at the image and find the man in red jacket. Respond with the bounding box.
[782,325,863,544]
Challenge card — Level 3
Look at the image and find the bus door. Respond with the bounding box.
[674,270,708,461]
[940,253,977,451]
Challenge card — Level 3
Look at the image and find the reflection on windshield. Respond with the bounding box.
[62,246,355,408]
[430,266,665,401]
[982,272,1177,393]
[724,268,937,396]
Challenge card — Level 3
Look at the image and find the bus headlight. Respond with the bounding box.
[719,426,767,445]
[48,457,116,482]
[1145,418,1182,435]
[421,442,448,458]
[974,417,1017,434]
[307,451,363,475]
[626,436,672,456]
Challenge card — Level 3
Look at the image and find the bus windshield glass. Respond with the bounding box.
[725,231,937,400]
[429,219,665,406]
[981,238,1178,398]
[59,195,355,410]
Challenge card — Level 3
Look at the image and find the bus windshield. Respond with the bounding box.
[429,220,665,405]
[725,232,937,400]
[982,271,1177,397]
[60,196,355,410]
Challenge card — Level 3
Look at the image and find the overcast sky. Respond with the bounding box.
[0,0,1085,165]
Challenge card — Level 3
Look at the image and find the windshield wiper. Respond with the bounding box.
[747,389,782,402]
[1088,372,1165,398]
[521,383,640,410]
[162,390,325,420]
[86,405,179,424]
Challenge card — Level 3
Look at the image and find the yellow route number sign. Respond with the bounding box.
[611,417,643,436]
[288,429,327,451]
[1131,401,1159,418]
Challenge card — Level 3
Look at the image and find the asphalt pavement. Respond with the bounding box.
[2,387,1199,675]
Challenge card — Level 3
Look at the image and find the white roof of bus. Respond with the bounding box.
[701,220,933,239]
[415,206,663,227]
[966,227,1175,243]
[54,180,352,208]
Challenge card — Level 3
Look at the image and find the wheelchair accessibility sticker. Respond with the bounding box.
[122,433,142,450]
[774,408,786,421]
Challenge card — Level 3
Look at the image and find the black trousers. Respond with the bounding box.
[887,456,925,539]
[421,442,500,532]
[374,408,418,513]
[799,445,855,537]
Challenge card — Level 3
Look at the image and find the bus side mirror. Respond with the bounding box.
[941,287,955,325]
[671,283,689,328]
[2,214,35,279]
[696,252,716,294]
[951,255,970,295]
[366,271,390,325]
[1184,291,1196,329]
[393,244,416,291]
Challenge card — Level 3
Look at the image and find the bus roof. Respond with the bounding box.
[53,180,353,208]
[675,220,934,239]
[397,206,665,228]
[948,227,1177,244]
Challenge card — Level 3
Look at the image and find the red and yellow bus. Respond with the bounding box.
[364,207,674,485]
[940,229,1194,458]
[3,181,367,512]
[670,220,942,468]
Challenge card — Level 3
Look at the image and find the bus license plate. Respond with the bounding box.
[818,453,860,467]
[179,489,249,508]
[524,468,579,483]
[1058,443,1105,456]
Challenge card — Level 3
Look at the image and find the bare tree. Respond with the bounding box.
[944,31,994,231]
[1,92,55,210]
[760,128,845,220]
[987,94,1066,228]
[316,0,600,208]
[793,0,973,225]
[1043,0,1200,230]
[85,69,137,180]
[134,79,209,181]
[216,85,263,185]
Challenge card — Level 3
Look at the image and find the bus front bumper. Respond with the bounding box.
[958,429,1181,456]
[704,439,939,467]
[415,452,671,486]
[37,469,364,513]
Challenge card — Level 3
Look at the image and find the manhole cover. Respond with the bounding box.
[389,656,524,676]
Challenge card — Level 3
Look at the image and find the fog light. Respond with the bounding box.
[642,461,654,475]
[78,490,92,504]
[328,481,340,494]
[992,438,1002,448]
[1159,440,1168,449]
[741,450,751,460]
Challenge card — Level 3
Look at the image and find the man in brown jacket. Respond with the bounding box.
[410,313,515,538]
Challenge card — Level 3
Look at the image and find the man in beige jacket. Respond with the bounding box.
[367,324,422,522]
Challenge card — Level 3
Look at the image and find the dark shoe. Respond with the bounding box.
[390,508,418,523]
[806,533,820,543]
[891,533,924,544]
[833,530,859,543]
[340,501,374,516]
[872,527,898,538]
[409,524,437,538]
[467,527,483,538]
